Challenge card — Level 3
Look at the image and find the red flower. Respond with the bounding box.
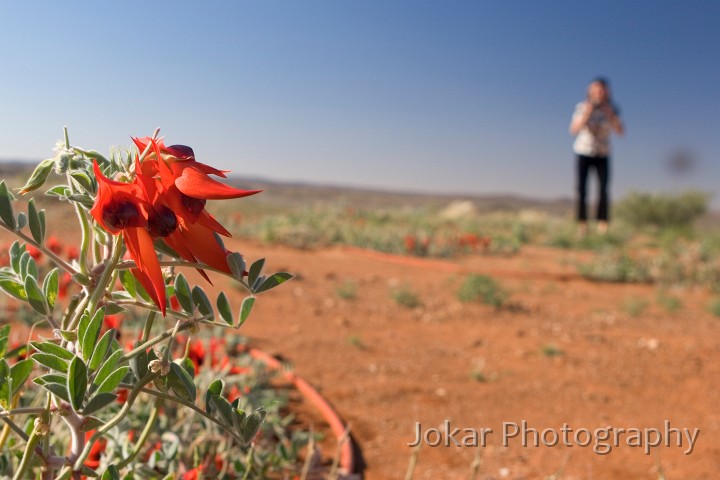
[26,245,42,260]
[188,340,206,372]
[90,135,260,315]
[116,388,129,403]
[133,137,260,278]
[182,465,203,480]
[46,236,63,255]
[90,161,167,315]
[66,245,80,261]
[84,431,107,470]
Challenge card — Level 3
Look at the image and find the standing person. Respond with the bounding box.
[569,77,624,235]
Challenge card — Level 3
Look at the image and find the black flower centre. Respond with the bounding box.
[180,193,206,217]
[147,206,178,238]
[102,201,141,230]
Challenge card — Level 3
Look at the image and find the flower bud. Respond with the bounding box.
[148,358,171,376]
[34,417,50,436]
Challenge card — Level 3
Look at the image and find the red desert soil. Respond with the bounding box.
[2,227,719,479]
[222,239,720,480]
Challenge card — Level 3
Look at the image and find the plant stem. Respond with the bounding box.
[240,446,254,480]
[117,397,161,469]
[120,320,194,363]
[13,421,42,480]
[141,310,157,342]
[68,236,120,332]
[0,222,76,276]
[129,386,245,444]
[72,373,159,472]
[0,407,48,417]
[116,260,252,292]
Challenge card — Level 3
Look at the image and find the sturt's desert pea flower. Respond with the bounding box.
[90,136,261,315]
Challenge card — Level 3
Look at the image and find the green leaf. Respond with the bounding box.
[25,257,39,281]
[0,181,15,229]
[101,465,121,480]
[95,349,123,387]
[227,252,246,278]
[154,239,181,259]
[247,258,265,287]
[9,359,33,397]
[67,193,95,209]
[168,362,196,402]
[0,360,9,408]
[39,209,46,241]
[191,286,213,319]
[24,276,48,315]
[73,147,110,167]
[0,324,10,358]
[28,199,44,244]
[32,353,69,373]
[95,366,129,394]
[81,308,104,362]
[241,408,267,444]
[69,171,94,194]
[58,330,78,342]
[216,292,233,325]
[88,329,115,371]
[83,393,118,415]
[179,357,195,379]
[80,416,105,432]
[119,270,137,298]
[42,268,59,310]
[0,277,27,301]
[209,393,236,427]
[16,212,26,230]
[9,242,23,273]
[19,252,31,280]
[34,373,67,386]
[45,184,71,199]
[238,297,255,328]
[37,382,71,403]
[205,379,225,414]
[103,302,126,315]
[173,274,193,313]
[30,341,74,361]
[128,345,148,381]
[254,272,293,294]
[17,159,54,195]
[68,356,88,412]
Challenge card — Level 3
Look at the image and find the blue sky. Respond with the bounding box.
[1,1,718,205]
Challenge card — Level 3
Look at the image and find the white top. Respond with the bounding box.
[571,102,619,157]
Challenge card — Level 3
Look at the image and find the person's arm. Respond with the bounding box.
[601,104,624,136]
[569,102,593,135]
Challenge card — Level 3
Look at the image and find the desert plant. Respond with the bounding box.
[457,274,508,308]
[0,130,296,479]
[335,279,358,300]
[615,190,710,230]
[623,297,649,317]
[391,284,422,309]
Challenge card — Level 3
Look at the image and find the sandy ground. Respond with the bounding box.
[2,224,719,479]
[221,239,720,480]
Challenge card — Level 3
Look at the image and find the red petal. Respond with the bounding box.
[123,228,166,315]
[196,210,231,237]
[163,233,212,283]
[174,167,262,200]
[178,222,231,273]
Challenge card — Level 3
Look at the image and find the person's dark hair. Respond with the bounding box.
[593,76,610,88]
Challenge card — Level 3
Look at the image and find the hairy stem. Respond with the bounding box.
[0,222,76,276]
[72,373,159,472]
[129,386,245,444]
[117,397,161,468]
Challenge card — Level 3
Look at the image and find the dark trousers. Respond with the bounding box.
[576,154,610,222]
